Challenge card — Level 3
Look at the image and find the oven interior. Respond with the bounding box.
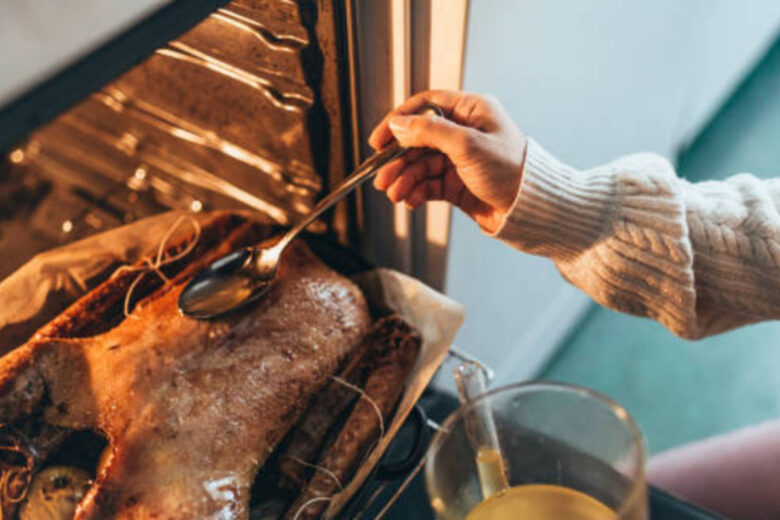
[0,2,475,517]
[0,0,357,281]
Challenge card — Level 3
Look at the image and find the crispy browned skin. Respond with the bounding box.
[0,239,371,519]
[284,316,421,520]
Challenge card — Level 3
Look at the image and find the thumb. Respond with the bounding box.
[389,114,476,161]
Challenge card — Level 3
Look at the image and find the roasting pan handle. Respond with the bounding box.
[375,404,430,481]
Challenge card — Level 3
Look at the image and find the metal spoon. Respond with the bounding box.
[179,105,444,319]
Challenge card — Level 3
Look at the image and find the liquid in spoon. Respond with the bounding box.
[179,275,261,317]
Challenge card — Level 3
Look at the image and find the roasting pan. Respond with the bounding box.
[0,227,440,520]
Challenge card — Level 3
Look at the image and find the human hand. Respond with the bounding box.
[369,90,527,232]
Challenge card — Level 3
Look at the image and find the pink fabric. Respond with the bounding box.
[648,420,780,520]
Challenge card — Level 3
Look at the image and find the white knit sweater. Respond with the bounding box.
[493,139,780,339]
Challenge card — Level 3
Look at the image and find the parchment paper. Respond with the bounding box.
[0,211,216,351]
[0,211,465,518]
[326,269,465,518]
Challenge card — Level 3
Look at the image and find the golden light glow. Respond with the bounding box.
[9,148,24,164]
[425,201,450,247]
[118,132,138,154]
[394,204,409,240]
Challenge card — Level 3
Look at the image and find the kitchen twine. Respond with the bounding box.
[112,215,202,319]
[329,375,385,442]
[283,455,344,491]
[290,375,387,520]
[292,496,332,520]
[0,426,36,519]
[329,375,387,476]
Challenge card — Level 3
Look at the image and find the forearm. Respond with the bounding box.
[682,174,780,334]
[493,139,780,339]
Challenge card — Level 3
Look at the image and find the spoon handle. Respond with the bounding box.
[274,143,406,252]
[273,104,444,254]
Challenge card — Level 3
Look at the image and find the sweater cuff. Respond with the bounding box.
[491,138,615,260]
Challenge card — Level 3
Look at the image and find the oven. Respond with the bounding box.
[0,1,469,518]
[0,0,468,288]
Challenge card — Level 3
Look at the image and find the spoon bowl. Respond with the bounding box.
[178,248,275,319]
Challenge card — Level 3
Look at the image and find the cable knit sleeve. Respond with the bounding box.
[492,138,780,339]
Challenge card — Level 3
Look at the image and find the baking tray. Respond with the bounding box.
[0,225,442,520]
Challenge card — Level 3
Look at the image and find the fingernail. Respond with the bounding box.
[389,115,411,133]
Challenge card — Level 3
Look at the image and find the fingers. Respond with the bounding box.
[384,153,446,205]
[388,114,480,165]
[386,161,428,203]
[405,183,429,209]
[373,148,427,191]
[368,90,465,149]
[406,177,444,209]
[373,157,406,191]
[426,175,445,201]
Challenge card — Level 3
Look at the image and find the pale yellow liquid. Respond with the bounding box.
[475,449,509,498]
[465,484,619,520]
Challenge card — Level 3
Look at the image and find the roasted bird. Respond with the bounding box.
[0,213,420,520]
